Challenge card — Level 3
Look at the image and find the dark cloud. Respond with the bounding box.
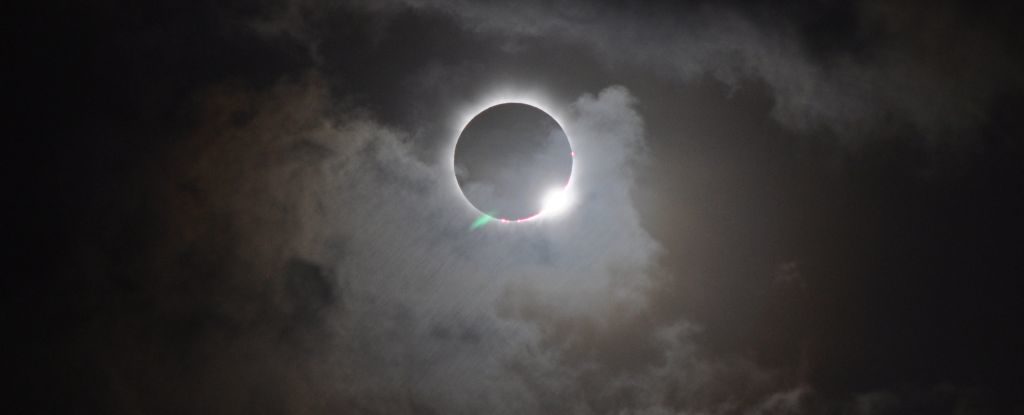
[12,0,1024,414]
[344,0,1022,140]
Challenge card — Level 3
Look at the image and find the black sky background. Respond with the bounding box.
[9,1,1024,414]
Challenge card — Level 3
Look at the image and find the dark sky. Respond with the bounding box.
[10,1,1024,414]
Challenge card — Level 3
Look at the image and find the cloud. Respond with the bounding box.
[342,0,1022,141]
[79,69,806,413]
[328,84,663,413]
[24,2,1023,413]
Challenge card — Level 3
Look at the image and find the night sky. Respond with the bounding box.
[10,1,1024,413]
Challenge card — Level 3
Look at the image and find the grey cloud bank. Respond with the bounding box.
[13,1,1023,413]
[348,0,1022,141]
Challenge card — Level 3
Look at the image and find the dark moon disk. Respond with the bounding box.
[455,103,573,221]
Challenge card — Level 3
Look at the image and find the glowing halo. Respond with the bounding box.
[447,89,577,226]
[539,187,574,218]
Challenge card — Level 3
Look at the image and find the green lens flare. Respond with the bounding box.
[470,213,496,230]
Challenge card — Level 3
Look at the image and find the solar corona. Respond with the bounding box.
[452,101,575,228]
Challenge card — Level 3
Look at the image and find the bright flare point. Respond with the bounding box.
[540,188,573,217]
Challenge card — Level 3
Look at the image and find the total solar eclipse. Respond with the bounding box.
[454,103,574,222]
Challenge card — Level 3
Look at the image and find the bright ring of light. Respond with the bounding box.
[448,89,576,224]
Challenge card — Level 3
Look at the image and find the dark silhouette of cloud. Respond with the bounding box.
[11,1,1024,414]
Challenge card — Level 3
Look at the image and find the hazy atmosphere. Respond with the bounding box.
[10,1,1024,413]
